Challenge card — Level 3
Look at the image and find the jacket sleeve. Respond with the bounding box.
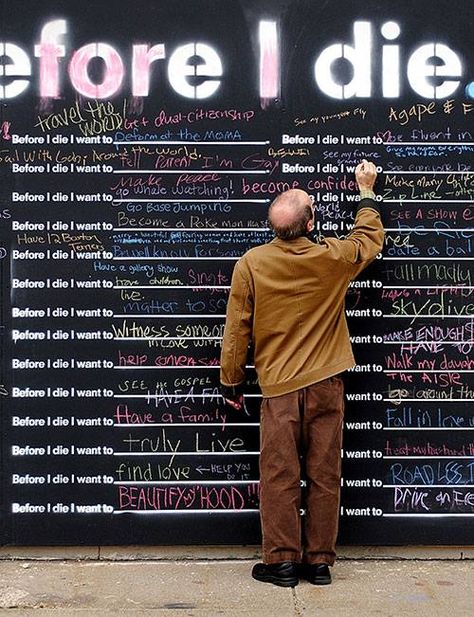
[339,198,385,279]
[219,259,254,397]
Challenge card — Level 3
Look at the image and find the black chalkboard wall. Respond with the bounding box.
[0,0,473,546]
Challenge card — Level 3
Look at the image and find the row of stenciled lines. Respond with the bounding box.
[381,139,474,518]
[112,139,267,514]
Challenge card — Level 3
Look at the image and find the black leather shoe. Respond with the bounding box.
[300,563,331,585]
[251,561,299,587]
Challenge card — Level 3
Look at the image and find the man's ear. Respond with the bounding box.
[307,220,314,232]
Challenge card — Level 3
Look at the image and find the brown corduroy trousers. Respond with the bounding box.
[259,376,344,566]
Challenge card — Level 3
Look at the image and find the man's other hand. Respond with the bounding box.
[224,394,244,410]
[355,159,377,191]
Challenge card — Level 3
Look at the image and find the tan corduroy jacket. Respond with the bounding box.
[220,198,385,398]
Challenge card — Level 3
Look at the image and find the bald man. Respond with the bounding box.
[220,161,384,587]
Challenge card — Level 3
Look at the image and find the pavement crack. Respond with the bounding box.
[292,587,305,616]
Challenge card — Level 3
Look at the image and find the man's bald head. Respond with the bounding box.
[268,189,314,240]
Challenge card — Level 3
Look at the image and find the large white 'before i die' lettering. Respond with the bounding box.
[0,19,463,100]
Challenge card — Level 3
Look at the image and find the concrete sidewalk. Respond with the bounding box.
[0,558,472,616]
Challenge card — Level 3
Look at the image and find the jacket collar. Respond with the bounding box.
[270,236,314,248]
